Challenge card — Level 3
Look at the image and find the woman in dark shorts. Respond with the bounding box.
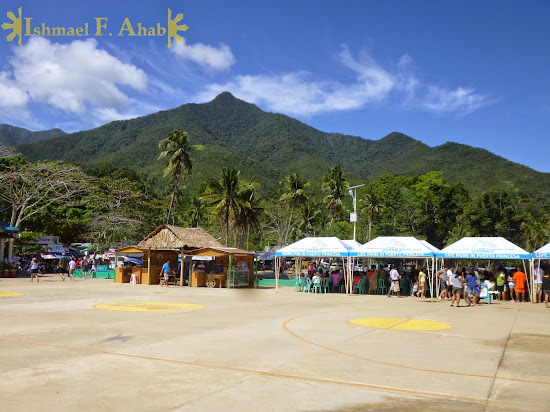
[542,271,550,308]
[495,268,506,301]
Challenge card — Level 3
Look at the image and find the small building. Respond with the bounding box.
[114,225,223,285]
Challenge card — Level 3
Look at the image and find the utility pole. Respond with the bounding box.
[348,184,365,241]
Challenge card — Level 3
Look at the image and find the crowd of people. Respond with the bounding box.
[297,261,550,307]
[19,253,101,282]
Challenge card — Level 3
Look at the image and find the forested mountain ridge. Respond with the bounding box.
[0,124,66,146]
[15,92,550,200]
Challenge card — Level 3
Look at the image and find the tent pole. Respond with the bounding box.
[522,260,530,302]
[180,248,184,287]
[275,257,279,292]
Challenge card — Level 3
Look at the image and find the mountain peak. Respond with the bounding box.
[211,91,237,103]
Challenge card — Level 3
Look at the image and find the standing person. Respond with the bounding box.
[29,257,40,282]
[513,267,527,302]
[368,265,378,294]
[447,266,455,296]
[450,270,463,307]
[507,271,516,302]
[542,271,550,309]
[438,267,448,300]
[415,268,427,298]
[58,253,68,282]
[387,265,402,297]
[495,268,507,301]
[81,258,89,279]
[160,260,171,287]
[465,269,479,306]
[89,259,97,278]
[68,257,77,281]
[533,263,543,303]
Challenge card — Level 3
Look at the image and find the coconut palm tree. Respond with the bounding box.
[298,198,322,237]
[322,166,348,235]
[189,196,207,227]
[203,168,242,246]
[360,188,382,242]
[233,182,264,249]
[158,129,203,224]
[279,173,309,245]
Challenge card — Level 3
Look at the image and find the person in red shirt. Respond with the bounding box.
[513,267,527,302]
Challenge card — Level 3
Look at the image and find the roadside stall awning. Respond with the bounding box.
[532,243,550,259]
[275,237,351,257]
[436,237,530,259]
[351,236,438,258]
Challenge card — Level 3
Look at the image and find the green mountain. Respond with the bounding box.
[15,92,550,200]
[0,124,66,146]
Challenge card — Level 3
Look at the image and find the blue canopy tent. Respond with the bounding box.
[275,237,353,293]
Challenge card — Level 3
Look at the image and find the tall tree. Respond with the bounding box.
[322,165,348,235]
[158,129,203,224]
[298,198,322,237]
[203,168,242,246]
[233,182,264,249]
[359,187,382,242]
[279,173,309,245]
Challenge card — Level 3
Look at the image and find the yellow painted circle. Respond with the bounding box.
[0,291,24,297]
[349,317,452,331]
[94,302,205,312]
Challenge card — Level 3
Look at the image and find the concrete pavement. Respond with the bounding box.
[1,274,549,411]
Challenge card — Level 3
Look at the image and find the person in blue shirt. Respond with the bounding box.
[160,260,172,287]
[465,269,479,306]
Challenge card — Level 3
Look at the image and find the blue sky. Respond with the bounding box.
[1,1,549,172]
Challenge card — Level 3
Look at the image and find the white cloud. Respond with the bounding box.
[422,85,489,115]
[196,47,492,117]
[196,48,394,116]
[171,38,235,70]
[0,37,147,124]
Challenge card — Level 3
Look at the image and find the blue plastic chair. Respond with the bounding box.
[352,278,367,294]
[295,275,303,292]
[321,277,331,293]
[312,279,322,293]
[303,277,312,293]
[377,278,387,295]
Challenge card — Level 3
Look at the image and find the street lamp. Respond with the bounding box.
[347,184,365,241]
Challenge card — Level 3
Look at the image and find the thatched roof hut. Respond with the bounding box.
[137,225,223,251]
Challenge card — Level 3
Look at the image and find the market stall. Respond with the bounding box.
[186,247,255,288]
[115,225,224,286]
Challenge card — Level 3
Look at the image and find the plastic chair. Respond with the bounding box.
[312,279,322,293]
[353,278,368,294]
[479,285,492,304]
[332,279,344,293]
[303,277,312,293]
[321,277,330,293]
[399,278,409,295]
[295,275,303,292]
[129,274,137,285]
[377,278,387,295]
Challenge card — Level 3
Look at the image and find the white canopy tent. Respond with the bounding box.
[436,237,532,300]
[531,243,550,302]
[350,236,439,297]
[274,237,353,293]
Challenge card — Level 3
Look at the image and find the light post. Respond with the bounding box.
[347,184,365,241]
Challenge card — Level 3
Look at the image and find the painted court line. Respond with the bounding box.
[0,335,496,406]
[283,313,550,386]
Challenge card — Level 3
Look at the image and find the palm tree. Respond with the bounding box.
[203,168,242,246]
[189,196,206,227]
[322,166,348,235]
[359,188,382,241]
[298,199,321,237]
[233,182,264,249]
[158,129,203,224]
[279,173,309,244]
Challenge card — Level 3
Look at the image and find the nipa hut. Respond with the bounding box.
[115,225,223,286]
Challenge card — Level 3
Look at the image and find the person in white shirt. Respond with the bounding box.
[30,257,40,282]
[68,258,77,281]
[447,266,455,293]
[387,265,402,297]
[534,264,543,303]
